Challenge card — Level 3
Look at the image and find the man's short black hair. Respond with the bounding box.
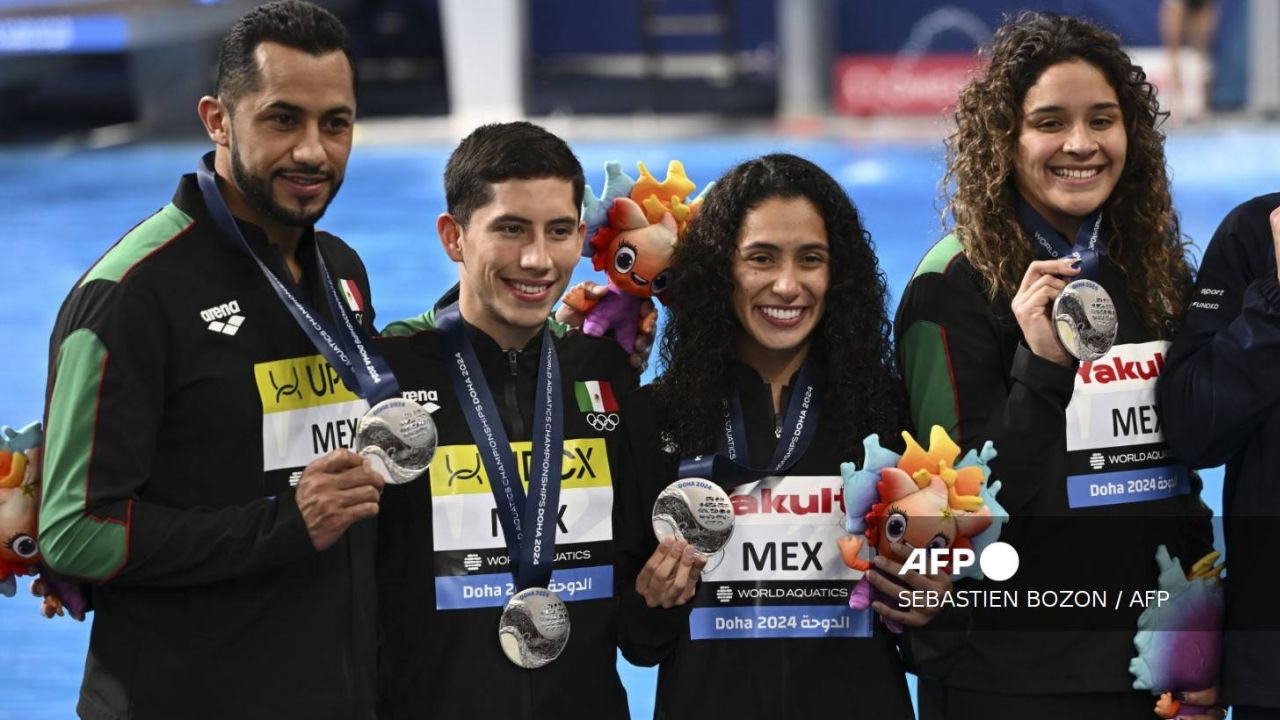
[215,0,356,106]
[444,121,586,228]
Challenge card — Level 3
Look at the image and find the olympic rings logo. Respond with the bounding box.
[586,413,620,432]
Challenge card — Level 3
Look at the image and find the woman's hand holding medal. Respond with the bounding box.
[635,537,707,609]
[1012,258,1081,366]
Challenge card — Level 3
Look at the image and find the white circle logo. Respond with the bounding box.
[979,541,1020,582]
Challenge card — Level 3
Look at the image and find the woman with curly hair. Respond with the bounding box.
[895,11,1217,720]
[614,153,943,719]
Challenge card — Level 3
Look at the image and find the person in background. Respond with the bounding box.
[1159,0,1218,122]
[1159,194,1280,720]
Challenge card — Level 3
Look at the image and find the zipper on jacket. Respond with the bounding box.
[504,349,526,440]
[773,384,790,439]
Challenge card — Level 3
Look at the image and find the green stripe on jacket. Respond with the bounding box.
[911,233,964,280]
[40,328,128,580]
[901,320,961,442]
[82,203,192,286]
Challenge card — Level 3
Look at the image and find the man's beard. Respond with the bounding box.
[230,144,342,228]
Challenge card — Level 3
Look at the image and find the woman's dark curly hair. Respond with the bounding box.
[655,153,903,457]
[944,11,1193,333]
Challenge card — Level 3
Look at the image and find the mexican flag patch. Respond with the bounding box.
[339,278,365,313]
[574,380,618,413]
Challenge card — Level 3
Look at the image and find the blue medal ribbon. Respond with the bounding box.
[435,304,564,591]
[1016,196,1108,281]
[678,355,823,487]
[195,155,400,405]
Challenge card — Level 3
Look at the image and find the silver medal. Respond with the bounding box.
[1053,279,1118,362]
[498,587,570,669]
[700,547,726,575]
[354,398,437,484]
[651,478,735,556]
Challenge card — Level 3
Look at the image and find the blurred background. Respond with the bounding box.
[1,0,1272,717]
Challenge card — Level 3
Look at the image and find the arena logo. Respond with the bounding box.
[200,299,244,335]
[200,299,241,323]
[402,389,441,414]
[898,541,1020,582]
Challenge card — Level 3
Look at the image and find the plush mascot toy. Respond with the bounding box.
[838,426,1006,633]
[1130,545,1224,718]
[561,160,711,354]
[1,422,87,619]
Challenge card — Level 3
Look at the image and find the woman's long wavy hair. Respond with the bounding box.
[655,153,903,458]
[944,11,1193,333]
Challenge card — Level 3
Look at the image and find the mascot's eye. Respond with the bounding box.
[651,271,672,294]
[614,246,637,274]
[8,534,38,559]
[885,512,907,542]
[927,535,949,551]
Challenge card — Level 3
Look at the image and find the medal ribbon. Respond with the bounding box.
[1016,196,1108,282]
[196,155,400,405]
[678,355,823,487]
[436,304,564,591]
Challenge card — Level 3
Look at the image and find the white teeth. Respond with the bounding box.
[1053,167,1101,180]
[511,281,547,295]
[761,307,802,320]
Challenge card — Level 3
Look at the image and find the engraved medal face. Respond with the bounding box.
[498,587,570,669]
[651,478,735,556]
[1053,279,1118,362]
[355,398,437,484]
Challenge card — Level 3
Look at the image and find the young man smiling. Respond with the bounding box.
[39,3,383,718]
[375,122,637,719]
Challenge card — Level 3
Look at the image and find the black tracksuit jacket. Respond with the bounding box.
[614,368,914,720]
[1159,193,1280,709]
[375,321,638,719]
[40,172,378,719]
[894,234,1214,698]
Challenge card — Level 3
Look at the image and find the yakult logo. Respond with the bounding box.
[730,487,846,516]
[1076,351,1165,386]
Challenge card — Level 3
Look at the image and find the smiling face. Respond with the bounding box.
[730,196,830,364]
[1014,59,1127,238]
[444,177,584,349]
[208,41,356,233]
